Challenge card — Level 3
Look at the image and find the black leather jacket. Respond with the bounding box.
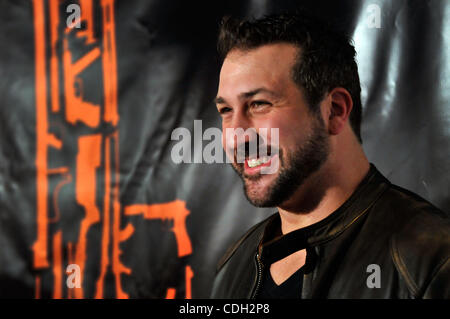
[211,164,450,299]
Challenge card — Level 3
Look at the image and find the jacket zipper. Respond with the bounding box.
[250,253,263,299]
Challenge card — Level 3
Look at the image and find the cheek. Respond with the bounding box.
[221,125,226,149]
[256,117,294,147]
[222,124,229,148]
[268,117,309,151]
[221,125,234,158]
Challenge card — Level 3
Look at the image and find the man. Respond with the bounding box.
[210,12,450,298]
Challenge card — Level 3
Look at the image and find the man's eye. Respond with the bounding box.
[250,101,270,108]
[219,107,232,114]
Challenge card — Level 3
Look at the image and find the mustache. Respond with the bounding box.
[231,141,279,163]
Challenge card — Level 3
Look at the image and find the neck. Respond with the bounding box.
[277,137,370,235]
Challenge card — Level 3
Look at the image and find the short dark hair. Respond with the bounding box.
[217,12,363,143]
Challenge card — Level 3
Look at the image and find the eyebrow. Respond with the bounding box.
[214,87,277,105]
[214,96,227,104]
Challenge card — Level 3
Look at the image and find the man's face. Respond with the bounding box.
[216,43,330,207]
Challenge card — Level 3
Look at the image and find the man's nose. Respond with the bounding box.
[230,108,252,131]
[224,112,259,159]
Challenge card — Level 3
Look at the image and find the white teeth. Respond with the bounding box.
[247,156,270,168]
[248,159,261,168]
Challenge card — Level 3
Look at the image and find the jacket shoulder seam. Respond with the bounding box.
[390,236,419,297]
[313,183,389,246]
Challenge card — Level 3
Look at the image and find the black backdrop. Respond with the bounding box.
[0,0,449,298]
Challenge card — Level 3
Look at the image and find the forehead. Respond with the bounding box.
[218,43,299,96]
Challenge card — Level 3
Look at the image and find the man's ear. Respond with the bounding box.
[327,87,353,135]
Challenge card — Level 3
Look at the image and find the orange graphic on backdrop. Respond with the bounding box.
[124,201,193,257]
[32,0,193,299]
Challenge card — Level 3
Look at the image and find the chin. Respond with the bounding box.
[243,178,279,207]
[245,194,279,208]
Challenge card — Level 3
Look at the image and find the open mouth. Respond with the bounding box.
[246,156,272,168]
[243,153,278,175]
[233,143,279,175]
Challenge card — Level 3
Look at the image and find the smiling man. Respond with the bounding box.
[210,13,449,299]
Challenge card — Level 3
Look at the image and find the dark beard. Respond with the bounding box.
[232,116,330,207]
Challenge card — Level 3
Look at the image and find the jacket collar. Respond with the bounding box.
[259,163,391,264]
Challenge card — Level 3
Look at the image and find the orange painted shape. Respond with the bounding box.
[95,137,112,299]
[47,167,69,175]
[101,0,119,125]
[66,242,74,299]
[74,134,102,298]
[35,275,41,299]
[50,171,71,223]
[52,231,63,299]
[32,0,49,270]
[166,288,176,299]
[109,132,133,299]
[63,39,100,128]
[124,200,193,257]
[49,0,60,113]
[47,133,62,149]
[185,265,194,299]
